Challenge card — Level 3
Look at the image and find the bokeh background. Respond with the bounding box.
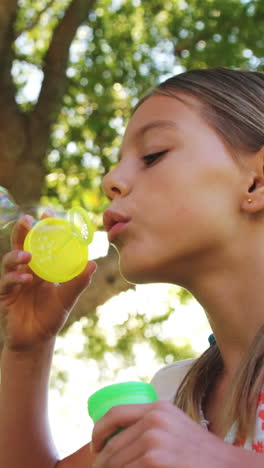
[0,0,263,456]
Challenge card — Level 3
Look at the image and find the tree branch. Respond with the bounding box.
[62,246,134,332]
[0,0,19,102]
[32,0,96,131]
[15,0,56,39]
[0,0,17,57]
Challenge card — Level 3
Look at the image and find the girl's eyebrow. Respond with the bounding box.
[117,119,179,162]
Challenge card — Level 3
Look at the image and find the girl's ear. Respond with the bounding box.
[241,147,264,214]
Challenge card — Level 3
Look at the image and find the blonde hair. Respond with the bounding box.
[175,326,264,441]
[138,68,264,440]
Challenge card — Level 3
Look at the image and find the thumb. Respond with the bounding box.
[58,261,97,310]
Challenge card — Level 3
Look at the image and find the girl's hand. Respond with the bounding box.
[0,214,97,351]
[92,401,233,468]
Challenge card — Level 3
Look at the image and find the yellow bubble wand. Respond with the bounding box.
[0,186,94,283]
[24,206,94,283]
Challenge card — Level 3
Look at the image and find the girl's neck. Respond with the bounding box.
[186,244,264,376]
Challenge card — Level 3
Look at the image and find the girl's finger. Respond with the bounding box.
[11,215,34,250]
[0,271,33,297]
[40,209,55,220]
[11,210,53,252]
[94,419,144,468]
[92,403,156,452]
[2,250,31,274]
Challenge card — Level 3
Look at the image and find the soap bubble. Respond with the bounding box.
[0,186,21,229]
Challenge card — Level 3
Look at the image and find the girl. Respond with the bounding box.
[0,67,263,467]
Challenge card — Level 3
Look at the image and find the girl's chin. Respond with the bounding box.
[119,264,147,284]
[118,249,177,284]
[119,256,186,286]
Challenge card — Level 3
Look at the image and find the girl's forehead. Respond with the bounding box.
[123,93,204,140]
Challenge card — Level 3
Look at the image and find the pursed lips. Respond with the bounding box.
[103,209,131,241]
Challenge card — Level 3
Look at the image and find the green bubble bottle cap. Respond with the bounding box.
[87,381,158,425]
[24,207,94,283]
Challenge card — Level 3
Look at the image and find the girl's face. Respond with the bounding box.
[103,94,243,286]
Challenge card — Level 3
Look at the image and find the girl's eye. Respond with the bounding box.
[143,150,167,166]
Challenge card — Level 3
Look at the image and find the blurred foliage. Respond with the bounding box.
[52,287,198,391]
[177,288,193,304]
[10,0,264,382]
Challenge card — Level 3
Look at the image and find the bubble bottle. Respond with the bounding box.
[0,186,94,283]
[88,381,158,440]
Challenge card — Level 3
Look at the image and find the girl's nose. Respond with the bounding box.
[102,167,131,200]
